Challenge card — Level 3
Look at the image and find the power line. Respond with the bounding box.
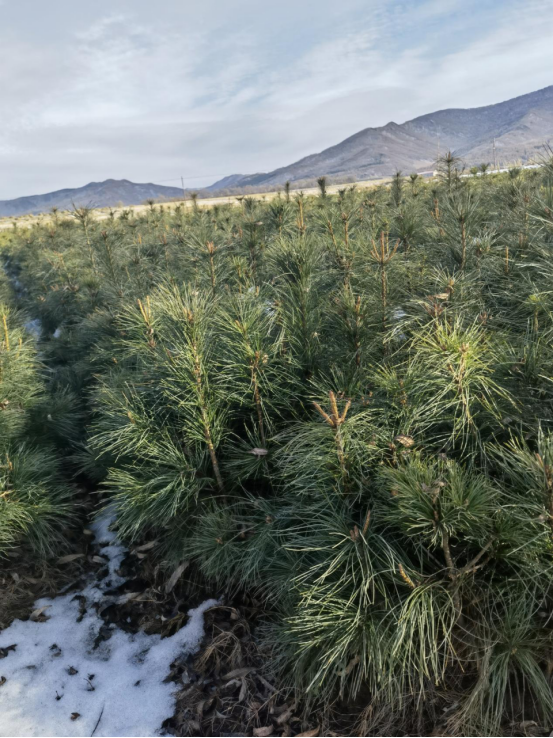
[151,173,231,184]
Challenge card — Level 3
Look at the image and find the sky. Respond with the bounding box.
[1,0,552,200]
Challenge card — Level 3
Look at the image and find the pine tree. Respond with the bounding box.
[0,275,75,555]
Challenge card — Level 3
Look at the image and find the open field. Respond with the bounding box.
[2,164,538,232]
[0,176,394,231]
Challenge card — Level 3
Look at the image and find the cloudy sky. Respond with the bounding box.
[1,0,552,199]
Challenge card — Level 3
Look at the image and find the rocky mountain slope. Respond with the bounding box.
[218,85,553,189]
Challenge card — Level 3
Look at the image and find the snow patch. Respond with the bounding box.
[392,307,406,321]
[0,511,216,737]
[24,318,42,340]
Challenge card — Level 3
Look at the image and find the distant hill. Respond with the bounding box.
[205,174,247,191]
[0,179,185,218]
[214,85,553,190]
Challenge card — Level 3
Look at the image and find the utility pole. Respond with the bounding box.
[493,138,497,170]
[181,176,186,201]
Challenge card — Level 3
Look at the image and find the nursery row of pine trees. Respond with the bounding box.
[3,156,553,734]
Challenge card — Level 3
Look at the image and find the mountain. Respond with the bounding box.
[205,173,248,191]
[0,179,186,218]
[3,86,553,216]
[215,85,553,190]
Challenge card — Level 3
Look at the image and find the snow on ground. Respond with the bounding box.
[0,511,217,737]
[23,318,42,340]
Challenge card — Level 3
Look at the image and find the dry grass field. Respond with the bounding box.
[0,176,394,231]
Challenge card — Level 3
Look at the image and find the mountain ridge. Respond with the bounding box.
[218,85,553,190]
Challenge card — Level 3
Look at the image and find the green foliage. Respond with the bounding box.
[4,163,553,733]
[0,281,75,555]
